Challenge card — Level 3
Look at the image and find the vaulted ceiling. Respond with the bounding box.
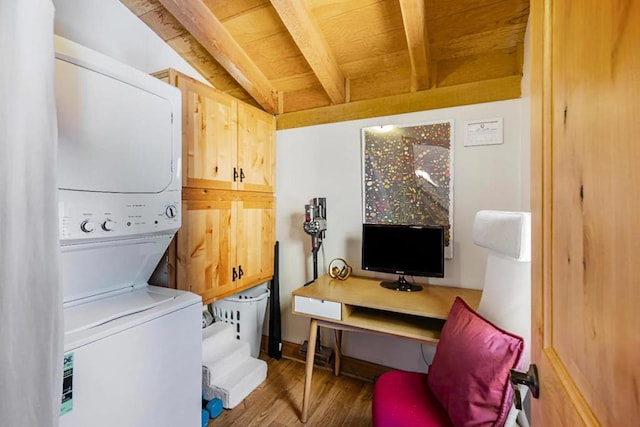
[121,0,529,129]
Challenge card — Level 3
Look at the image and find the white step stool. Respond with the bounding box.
[201,322,267,409]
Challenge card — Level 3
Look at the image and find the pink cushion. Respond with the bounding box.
[427,297,524,427]
[372,370,453,427]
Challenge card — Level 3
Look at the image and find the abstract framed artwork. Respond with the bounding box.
[361,120,454,258]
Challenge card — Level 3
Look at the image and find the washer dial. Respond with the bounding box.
[80,220,95,233]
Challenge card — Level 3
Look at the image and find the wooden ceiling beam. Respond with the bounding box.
[398,0,431,91]
[270,0,346,105]
[157,0,279,113]
[276,75,521,130]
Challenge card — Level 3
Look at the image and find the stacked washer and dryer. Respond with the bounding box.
[55,36,201,427]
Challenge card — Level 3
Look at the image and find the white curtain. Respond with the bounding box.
[0,1,63,427]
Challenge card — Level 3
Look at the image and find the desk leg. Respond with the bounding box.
[333,329,342,376]
[301,318,318,423]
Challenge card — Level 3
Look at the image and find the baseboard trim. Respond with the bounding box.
[260,336,393,383]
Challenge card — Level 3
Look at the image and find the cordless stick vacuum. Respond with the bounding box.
[303,197,327,282]
[299,197,334,365]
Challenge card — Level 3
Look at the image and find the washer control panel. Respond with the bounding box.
[59,191,180,243]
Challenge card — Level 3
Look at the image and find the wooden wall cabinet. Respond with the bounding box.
[176,189,275,305]
[153,69,276,304]
[237,102,277,193]
[168,70,275,193]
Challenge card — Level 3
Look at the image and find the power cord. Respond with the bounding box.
[420,343,431,370]
[412,274,435,371]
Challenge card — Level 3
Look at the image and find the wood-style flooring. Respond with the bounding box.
[207,356,373,427]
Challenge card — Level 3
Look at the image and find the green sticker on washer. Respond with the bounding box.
[60,352,74,416]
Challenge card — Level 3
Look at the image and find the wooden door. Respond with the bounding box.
[236,192,275,288]
[178,75,238,190]
[530,0,640,424]
[177,196,237,305]
[237,102,276,193]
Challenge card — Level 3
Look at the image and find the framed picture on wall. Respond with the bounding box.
[361,120,454,258]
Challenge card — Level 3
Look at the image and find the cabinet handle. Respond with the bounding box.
[238,265,244,279]
[233,167,238,182]
[232,267,238,281]
[239,168,245,182]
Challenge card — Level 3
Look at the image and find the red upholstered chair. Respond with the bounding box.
[372,211,531,427]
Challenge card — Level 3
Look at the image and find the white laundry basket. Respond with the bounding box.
[212,283,270,358]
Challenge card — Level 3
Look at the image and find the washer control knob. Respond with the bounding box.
[80,220,95,233]
[165,205,178,219]
[101,219,115,231]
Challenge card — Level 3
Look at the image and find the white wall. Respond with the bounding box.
[52,0,209,85]
[276,98,530,371]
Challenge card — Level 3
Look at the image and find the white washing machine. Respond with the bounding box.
[55,35,201,427]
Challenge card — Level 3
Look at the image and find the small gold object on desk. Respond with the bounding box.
[328,258,352,280]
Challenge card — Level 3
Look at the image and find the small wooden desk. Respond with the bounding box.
[291,274,482,422]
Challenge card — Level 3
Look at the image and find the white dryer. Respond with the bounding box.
[55,35,201,427]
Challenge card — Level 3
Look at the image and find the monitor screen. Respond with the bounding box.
[361,223,445,291]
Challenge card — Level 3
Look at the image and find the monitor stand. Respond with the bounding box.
[380,275,423,292]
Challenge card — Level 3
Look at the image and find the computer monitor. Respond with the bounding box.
[361,223,445,291]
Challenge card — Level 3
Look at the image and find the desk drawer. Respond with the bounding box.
[294,296,342,320]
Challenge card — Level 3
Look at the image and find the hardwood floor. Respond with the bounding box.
[207,356,374,427]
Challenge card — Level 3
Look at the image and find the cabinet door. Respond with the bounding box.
[178,76,238,190]
[237,102,276,193]
[236,194,275,288]
[177,198,238,304]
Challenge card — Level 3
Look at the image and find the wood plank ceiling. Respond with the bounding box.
[121,0,530,129]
